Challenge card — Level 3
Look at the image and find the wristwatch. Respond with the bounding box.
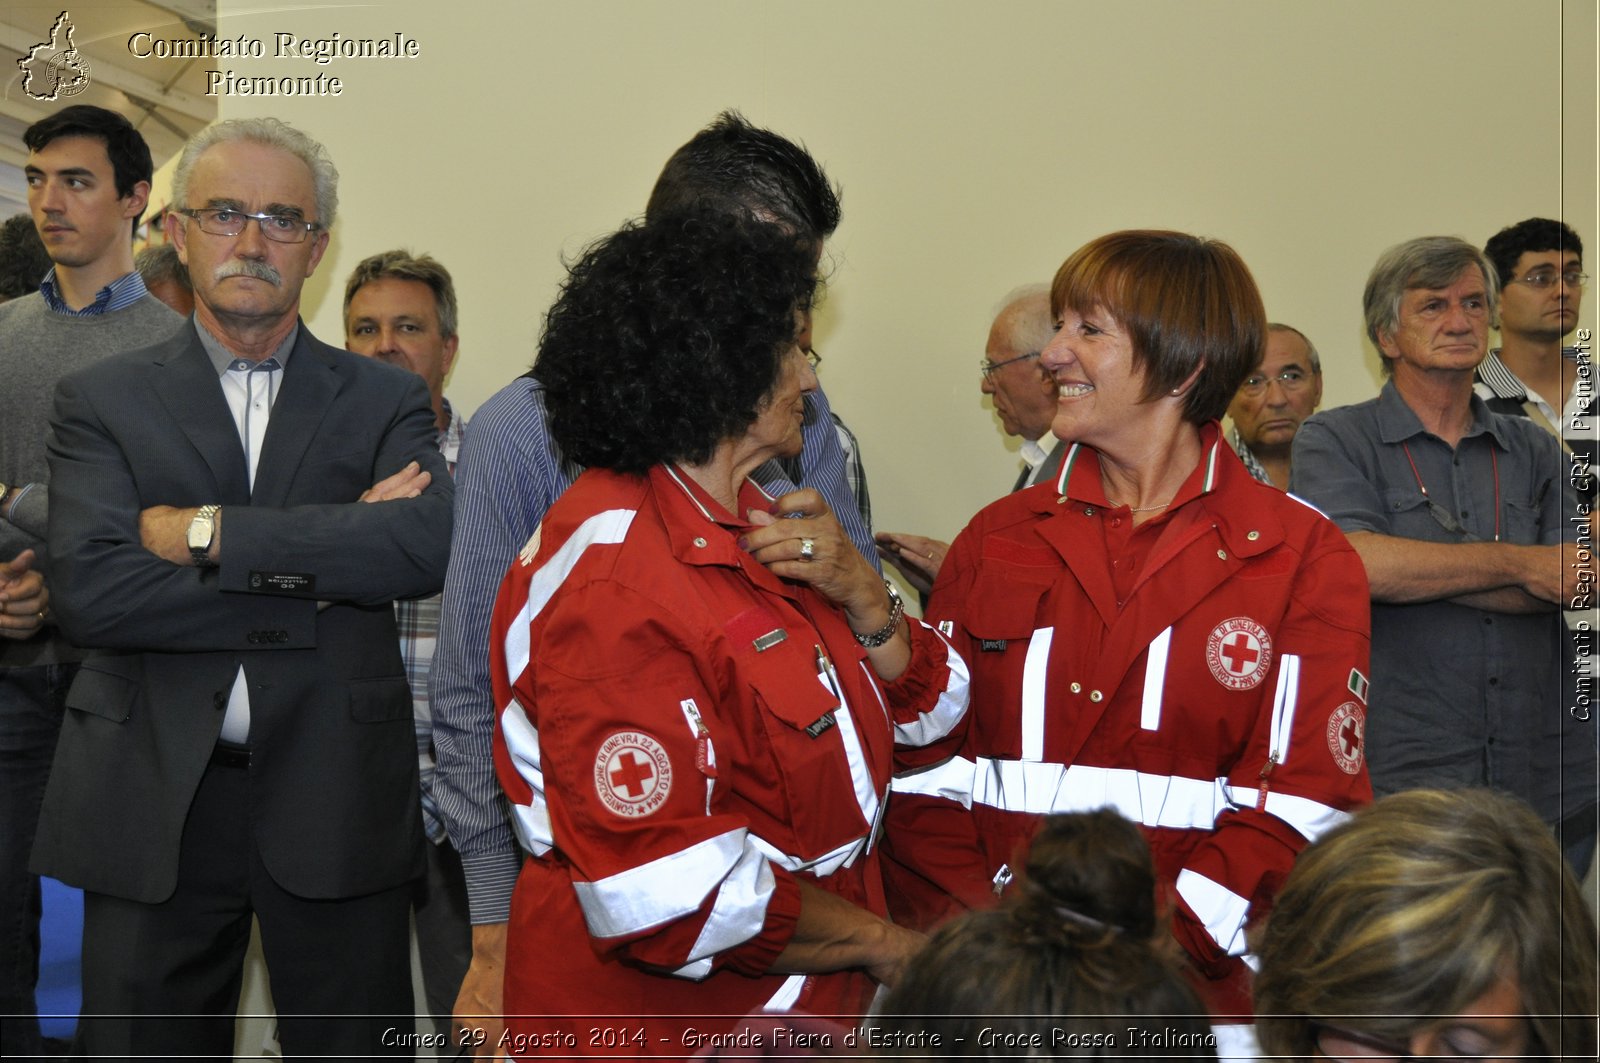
[854,579,906,649]
[187,504,221,567]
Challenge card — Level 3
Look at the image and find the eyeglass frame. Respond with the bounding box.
[1236,365,1318,397]
[1511,269,1588,290]
[178,207,324,244]
[979,350,1041,379]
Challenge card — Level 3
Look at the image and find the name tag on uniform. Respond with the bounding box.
[753,629,787,652]
[804,712,836,739]
[980,639,1008,652]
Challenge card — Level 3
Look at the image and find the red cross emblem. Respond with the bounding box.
[609,751,654,797]
[1326,702,1365,775]
[1220,633,1261,673]
[594,731,673,818]
[1205,617,1273,691]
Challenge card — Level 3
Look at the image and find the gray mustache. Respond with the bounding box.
[214,260,282,286]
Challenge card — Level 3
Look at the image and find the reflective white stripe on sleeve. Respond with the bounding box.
[573,828,753,939]
[1268,653,1301,765]
[891,757,1351,840]
[1176,868,1250,957]
[885,621,971,748]
[499,701,552,857]
[1020,626,1054,761]
[501,508,636,680]
[1224,785,1351,842]
[671,841,778,980]
[1140,626,1172,732]
[764,974,807,1011]
[749,831,865,878]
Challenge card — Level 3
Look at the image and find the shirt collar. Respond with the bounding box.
[39,268,150,316]
[1052,421,1229,507]
[1228,425,1274,484]
[1376,377,1513,450]
[1019,436,1051,471]
[197,320,298,376]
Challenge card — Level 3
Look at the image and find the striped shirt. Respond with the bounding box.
[39,268,151,316]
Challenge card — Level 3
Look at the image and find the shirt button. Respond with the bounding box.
[1082,506,1095,516]
[1216,549,1228,560]
[1246,530,1260,541]
[1089,689,1104,702]
[1070,682,1082,694]
[1111,517,1122,527]
[1058,496,1070,505]
[693,537,707,548]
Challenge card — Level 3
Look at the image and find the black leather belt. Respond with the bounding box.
[210,741,251,769]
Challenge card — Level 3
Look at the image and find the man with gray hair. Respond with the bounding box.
[1292,236,1596,874]
[1225,323,1322,490]
[36,118,452,1057]
[134,241,194,316]
[876,286,1059,595]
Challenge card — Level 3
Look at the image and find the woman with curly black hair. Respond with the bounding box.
[485,209,970,1055]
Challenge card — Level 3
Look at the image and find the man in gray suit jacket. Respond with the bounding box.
[877,286,1062,596]
[35,117,451,1060]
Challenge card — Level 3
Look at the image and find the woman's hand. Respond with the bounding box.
[774,881,928,988]
[743,489,912,680]
[742,489,885,622]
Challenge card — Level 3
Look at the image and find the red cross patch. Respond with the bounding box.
[594,731,673,818]
[1326,702,1365,775]
[1205,617,1273,691]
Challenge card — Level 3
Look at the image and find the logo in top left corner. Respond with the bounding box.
[18,11,93,102]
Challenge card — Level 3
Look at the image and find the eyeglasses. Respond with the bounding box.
[1513,269,1588,290]
[180,207,322,244]
[979,350,1041,379]
[804,348,822,370]
[1312,1022,1414,1061]
[1237,366,1316,396]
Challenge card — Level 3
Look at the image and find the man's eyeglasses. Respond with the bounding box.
[1513,269,1588,290]
[979,351,1040,379]
[1237,367,1315,396]
[180,207,323,244]
[804,348,822,370]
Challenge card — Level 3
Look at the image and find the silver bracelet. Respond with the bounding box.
[854,579,905,649]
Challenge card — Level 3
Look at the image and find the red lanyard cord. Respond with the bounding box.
[1401,442,1501,542]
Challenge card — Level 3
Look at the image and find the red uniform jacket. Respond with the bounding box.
[884,428,1371,1016]
[489,465,968,1056]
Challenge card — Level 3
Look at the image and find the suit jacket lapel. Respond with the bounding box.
[251,328,341,506]
[153,326,251,504]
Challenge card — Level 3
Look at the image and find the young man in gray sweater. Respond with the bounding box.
[0,104,180,1058]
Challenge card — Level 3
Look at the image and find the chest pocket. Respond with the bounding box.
[951,570,1054,757]
[1380,486,1445,541]
[737,632,881,878]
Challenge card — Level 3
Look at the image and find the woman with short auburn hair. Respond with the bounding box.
[884,230,1373,1040]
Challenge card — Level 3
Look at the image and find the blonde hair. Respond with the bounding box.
[1255,789,1597,1061]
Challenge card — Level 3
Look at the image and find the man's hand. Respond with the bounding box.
[360,461,432,502]
[453,922,508,1060]
[0,550,48,639]
[875,532,948,596]
[139,505,205,565]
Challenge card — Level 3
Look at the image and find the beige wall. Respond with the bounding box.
[195,0,1595,548]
